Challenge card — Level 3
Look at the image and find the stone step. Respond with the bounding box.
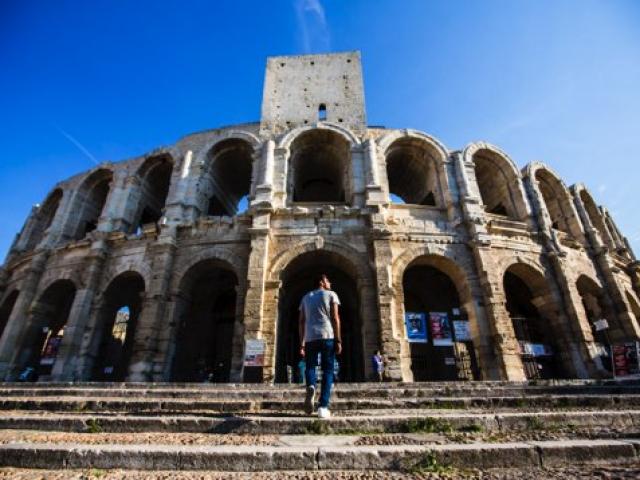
[0,410,638,435]
[1,394,639,413]
[0,438,638,471]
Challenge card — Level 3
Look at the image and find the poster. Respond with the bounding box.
[244,339,265,367]
[612,342,640,378]
[39,336,62,366]
[453,320,471,341]
[430,312,453,346]
[405,312,428,343]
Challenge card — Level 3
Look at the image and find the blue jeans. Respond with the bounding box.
[305,339,335,408]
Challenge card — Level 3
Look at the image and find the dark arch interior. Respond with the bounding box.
[290,130,350,203]
[26,189,63,250]
[172,262,238,382]
[19,280,76,379]
[276,251,363,383]
[206,139,253,216]
[576,275,614,371]
[474,152,518,218]
[74,170,112,240]
[0,290,19,341]
[535,171,571,234]
[386,139,439,206]
[135,156,173,229]
[403,264,478,381]
[504,269,564,379]
[92,273,145,381]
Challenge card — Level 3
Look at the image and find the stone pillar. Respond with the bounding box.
[272,147,289,209]
[128,232,178,381]
[0,251,50,380]
[253,140,275,207]
[50,242,109,381]
[371,234,406,381]
[105,171,136,233]
[241,214,271,382]
[364,140,385,205]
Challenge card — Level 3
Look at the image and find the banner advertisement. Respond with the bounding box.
[452,320,471,341]
[430,312,453,346]
[612,342,640,378]
[39,336,62,366]
[519,342,553,357]
[244,339,265,367]
[405,312,428,343]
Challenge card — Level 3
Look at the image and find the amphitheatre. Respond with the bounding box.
[0,51,639,477]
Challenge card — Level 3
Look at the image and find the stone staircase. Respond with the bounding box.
[0,380,639,478]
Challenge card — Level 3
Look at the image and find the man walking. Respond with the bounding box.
[299,273,342,419]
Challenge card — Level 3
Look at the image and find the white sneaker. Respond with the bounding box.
[317,407,331,419]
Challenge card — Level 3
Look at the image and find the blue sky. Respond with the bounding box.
[1,0,639,259]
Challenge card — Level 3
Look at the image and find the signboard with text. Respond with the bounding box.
[244,339,265,367]
[430,312,453,346]
[405,312,428,343]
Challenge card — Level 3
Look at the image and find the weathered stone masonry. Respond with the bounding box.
[0,51,638,383]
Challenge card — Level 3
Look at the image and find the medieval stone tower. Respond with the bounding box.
[0,51,638,384]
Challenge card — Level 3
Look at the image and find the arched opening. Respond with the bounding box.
[385,138,441,206]
[289,130,350,203]
[72,169,112,240]
[579,190,615,250]
[503,265,565,379]
[473,150,521,219]
[133,155,173,231]
[402,258,480,381]
[576,275,615,372]
[534,170,575,235]
[0,290,19,342]
[171,260,239,382]
[276,250,364,383]
[204,139,253,216]
[318,104,327,121]
[92,272,145,381]
[19,280,76,380]
[25,189,63,250]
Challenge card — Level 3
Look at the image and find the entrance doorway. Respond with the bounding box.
[276,251,364,383]
[403,263,479,381]
[171,261,238,382]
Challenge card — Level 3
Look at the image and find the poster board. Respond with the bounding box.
[244,339,265,367]
[612,342,640,378]
[405,312,428,343]
[452,320,471,341]
[430,312,453,346]
[39,336,62,366]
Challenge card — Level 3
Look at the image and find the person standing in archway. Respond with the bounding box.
[299,273,342,419]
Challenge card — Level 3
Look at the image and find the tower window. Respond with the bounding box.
[318,104,327,121]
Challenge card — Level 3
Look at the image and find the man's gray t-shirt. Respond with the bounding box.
[300,289,341,342]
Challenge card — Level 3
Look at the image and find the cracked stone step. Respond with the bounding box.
[0,410,638,434]
[0,439,638,471]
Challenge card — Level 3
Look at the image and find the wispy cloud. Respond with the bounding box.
[295,0,330,53]
[53,125,99,165]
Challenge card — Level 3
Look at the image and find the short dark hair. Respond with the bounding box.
[317,273,329,285]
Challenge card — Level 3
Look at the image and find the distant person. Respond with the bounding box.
[372,350,384,382]
[299,273,342,419]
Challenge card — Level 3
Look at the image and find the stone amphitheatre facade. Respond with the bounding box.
[0,51,638,384]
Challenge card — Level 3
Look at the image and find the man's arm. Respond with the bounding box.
[331,302,342,355]
[298,309,306,356]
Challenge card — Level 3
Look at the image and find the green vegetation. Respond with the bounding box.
[86,418,103,434]
[403,451,455,475]
[403,417,453,434]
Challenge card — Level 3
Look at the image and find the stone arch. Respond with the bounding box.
[572,184,615,250]
[392,246,482,381]
[169,256,243,382]
[464,142,529,220]
[379,130,451,207]
[0,290,19,342]
[24,188,64,250]
[625,290,640,327]
[101,262,153,295]
[525,162,584,241]
[277,123,360,150]
[271,242,374,382]
[68,167,114,240]
[90,271,146,381]
[129,153,175,230]
[170,247,246,294]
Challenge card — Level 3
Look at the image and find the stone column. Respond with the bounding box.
[105,171,136,233]
[364,140,385,205]
[371,235,406,381]
[272,147,289,209]
[241,214,271,382]
[0,251,50,380]
[50,242,109,381]
[127,232,178,381]
[253,140,275,207]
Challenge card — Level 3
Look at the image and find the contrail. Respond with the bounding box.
[54,125,99,165]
